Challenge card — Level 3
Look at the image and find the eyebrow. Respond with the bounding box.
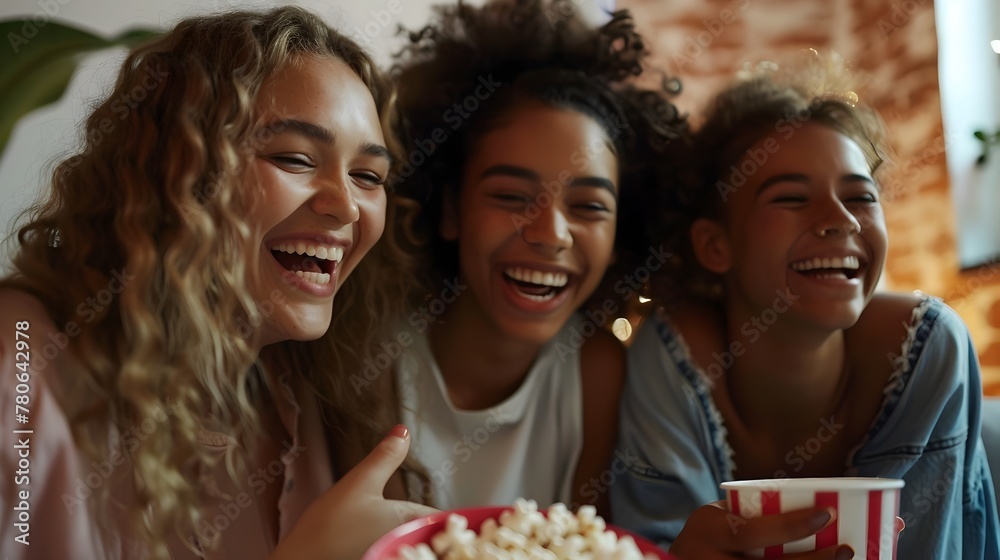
[359,140,392,164]
[265,120,392,163]
[480,164,617,198]
[267,119,335,145]
[755,172,875,197]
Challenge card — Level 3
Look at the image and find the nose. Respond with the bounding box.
[520,204,573,252]
[813,197,861,238]
[310,174,360,224]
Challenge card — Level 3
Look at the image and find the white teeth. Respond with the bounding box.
[270,242,344,263]
[790,256,860,272]
[504,267,569,287]
[293,270,332,285]
[519,291,557,302]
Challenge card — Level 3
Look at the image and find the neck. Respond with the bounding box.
[429,294,543,410]
[722,302,851,437]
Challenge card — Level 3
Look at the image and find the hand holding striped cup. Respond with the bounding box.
[721,477,905,560]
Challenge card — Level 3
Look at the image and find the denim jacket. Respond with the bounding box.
[610,297,1000,559]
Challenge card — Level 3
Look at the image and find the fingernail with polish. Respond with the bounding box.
[835,545,855,560]
[390,424,409,440]
[811,507,836,530]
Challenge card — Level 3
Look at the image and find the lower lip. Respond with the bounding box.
[789,269,863,292]
[499,273,572,315]
[270,253,339,297]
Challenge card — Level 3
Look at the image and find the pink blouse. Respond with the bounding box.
[0,297,334,559]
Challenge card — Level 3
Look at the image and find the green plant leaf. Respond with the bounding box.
[0,19,160,156]
[974,130,988,141]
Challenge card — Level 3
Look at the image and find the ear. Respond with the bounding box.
[690,218,732,274]
[439,189,459,241]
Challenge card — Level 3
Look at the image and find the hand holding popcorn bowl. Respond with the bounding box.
[364,499,675,560]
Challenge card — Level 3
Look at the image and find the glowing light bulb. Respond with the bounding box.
[638,296,652,303]
[612,318,633,341]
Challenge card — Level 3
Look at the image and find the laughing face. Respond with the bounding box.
[713,122,887,330]
[247,55,389,347]
[441,100,619,345]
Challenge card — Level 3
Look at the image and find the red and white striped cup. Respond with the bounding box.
[721,477,904,560]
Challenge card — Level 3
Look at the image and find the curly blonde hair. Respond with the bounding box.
[2,6,411,557]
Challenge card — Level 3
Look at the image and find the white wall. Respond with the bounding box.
[935,0,1000,269]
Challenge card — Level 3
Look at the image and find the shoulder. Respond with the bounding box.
[0,288,79,393]
[854,293,972,360]
[0,288,59,334]
[628,300,725,379]
[848,293,965,370]
[580,326,626,391]
[0,288,63,379]
[852,292,926,335]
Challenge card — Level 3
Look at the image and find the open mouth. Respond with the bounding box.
[269,241,344,285]
[502,266,569,302]
[790,256,862,281]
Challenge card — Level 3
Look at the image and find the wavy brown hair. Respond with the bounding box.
[391,0,690,314]
[1,6,410,557]
[651,57,891,304]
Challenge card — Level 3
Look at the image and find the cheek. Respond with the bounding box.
[358,192,387,250]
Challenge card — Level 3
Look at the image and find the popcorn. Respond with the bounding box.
[391,500,660,560]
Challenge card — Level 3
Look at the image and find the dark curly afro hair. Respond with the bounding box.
[390,0,692,311]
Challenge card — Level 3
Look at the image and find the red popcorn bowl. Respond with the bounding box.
[363,505,674,559]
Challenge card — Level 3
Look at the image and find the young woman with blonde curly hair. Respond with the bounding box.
[0,7,432,559]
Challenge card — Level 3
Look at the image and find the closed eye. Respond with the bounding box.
[269,154,314,172]
[574,202,611,213]
[846,193,878,204]
[772,195,807,203]
[493,193,532,204]
[351,171,386,189]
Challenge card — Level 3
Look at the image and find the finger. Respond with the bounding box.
[896,516,905,534]
[338,424,411,494]
[780,545,855,560]
[386,499,439,526]
[728,507,836,551]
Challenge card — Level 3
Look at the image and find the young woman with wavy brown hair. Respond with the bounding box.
[0,6,431,560]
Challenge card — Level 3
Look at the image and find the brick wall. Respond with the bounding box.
[622,0,1000,393]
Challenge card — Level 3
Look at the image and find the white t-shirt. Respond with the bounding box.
[396,314,586,510]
